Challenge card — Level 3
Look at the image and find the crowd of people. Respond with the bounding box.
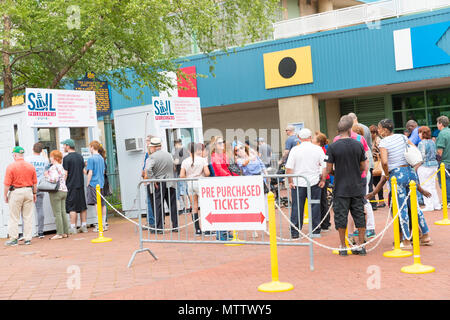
[5,114,449,252]
[142,114,450,252]
[3,139,110,246]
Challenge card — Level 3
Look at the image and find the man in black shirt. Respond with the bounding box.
[62,139,88,234]
[319,116,367,256]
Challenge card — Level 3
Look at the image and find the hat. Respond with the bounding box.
[149,137,162,147]
[12,146,24,154]
[61,139,75,148]
[298,128,312,139]
[256,137,265,142]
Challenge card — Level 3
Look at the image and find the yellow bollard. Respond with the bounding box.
[383,177,412,258]
[401,181,435,274]
[303,198,309,224]
[224,230,244,246]
[258,192,294,293]
[332,228,352,255]
[435,163,450,225]
[91,184,112,244]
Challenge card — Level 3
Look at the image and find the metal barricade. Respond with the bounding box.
[127,174,318,270]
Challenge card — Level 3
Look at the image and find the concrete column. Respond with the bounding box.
[318,0,333,13]
[325,99,341,141]
[278,95,320,148]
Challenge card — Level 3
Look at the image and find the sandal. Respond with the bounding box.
[49,235,63,240]
[420,237,434,246]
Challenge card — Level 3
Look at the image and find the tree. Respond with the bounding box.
[0,0,279,107]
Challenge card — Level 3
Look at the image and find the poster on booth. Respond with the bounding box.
[152,96,202,129]
[25,88,97,128]
[198,176,266,231]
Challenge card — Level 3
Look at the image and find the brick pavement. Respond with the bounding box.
[0,204,448,300]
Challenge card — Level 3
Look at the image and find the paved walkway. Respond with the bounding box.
[0,204,448,300]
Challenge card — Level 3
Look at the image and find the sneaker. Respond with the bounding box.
[365,230,376,239]
[195,229,202,236]
[291,234,300,239]
[69,227,79,235]
[377,203,386,208]
[321,227,331,233]
[38,233,44,239]
[339,247,348,257]
[351,246,367,256]
[421,208,435,212]
[4,239,18,246]
[349,230,359,237]
[24,240,31,245]
[17,234,24,241]
[79,225,88,233]
[103,224,108,231]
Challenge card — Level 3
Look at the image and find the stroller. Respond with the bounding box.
[267,164,289,207]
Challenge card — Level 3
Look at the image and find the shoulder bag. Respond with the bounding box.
[402,136,423,167]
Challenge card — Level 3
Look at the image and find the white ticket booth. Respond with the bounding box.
[114,96,204,218]
[0,88,100,238]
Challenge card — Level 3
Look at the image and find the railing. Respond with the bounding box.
[273,0,450,40]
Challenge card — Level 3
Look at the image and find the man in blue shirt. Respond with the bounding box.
[406,120,421,146]
[85,140,106,231]
[25,142,49,238]
[279,125,300,165]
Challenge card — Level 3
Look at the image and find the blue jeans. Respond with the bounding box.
[290,184,322,237]
[389,166,429,239]
[437,163,450,204]
[146,186,155,227]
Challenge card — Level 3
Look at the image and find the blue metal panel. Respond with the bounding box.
[69,7,450,114]
[181,7,450,108]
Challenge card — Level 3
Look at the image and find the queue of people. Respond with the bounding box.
[3,139,110,246]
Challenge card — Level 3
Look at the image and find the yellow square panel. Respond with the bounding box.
[263,46,313,89]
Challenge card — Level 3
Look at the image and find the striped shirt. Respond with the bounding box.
[378,134,408,172]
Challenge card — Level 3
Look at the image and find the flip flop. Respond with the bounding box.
[420,239,434,246]
[49,235,63,240]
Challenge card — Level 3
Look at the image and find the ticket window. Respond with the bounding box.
[37,128,58,157]
[70,127,89,153]
[165,128,194,153]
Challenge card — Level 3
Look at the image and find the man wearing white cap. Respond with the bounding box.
[285,128,325,239]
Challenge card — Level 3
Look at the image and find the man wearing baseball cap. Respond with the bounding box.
[285,128,325,239]
[4,146,38,246]
[61,139,88,234]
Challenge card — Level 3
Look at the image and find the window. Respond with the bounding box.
[391,87,450,133]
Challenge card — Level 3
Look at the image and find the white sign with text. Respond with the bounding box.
[198,176,266,231]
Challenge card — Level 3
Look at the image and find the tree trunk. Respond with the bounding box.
[51,39,96,88]
[2,13,12,108]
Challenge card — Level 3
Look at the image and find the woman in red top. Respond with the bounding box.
[210,136,236,240]
[314,132,331,232]
[210,136,238,177]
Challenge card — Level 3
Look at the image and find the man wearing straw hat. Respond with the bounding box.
[145,137,178,233]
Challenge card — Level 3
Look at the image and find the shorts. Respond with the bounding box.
[66,187,87,213]
[333,196,366,230]
[177,181,188,196]
[187,181,200,196]
[86,185,106,206]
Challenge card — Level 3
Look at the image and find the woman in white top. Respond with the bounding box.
[180,143,210,235]
[378,119,432,247]
[44,150,69,240]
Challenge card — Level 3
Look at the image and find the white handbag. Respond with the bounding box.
[403,136,423,167]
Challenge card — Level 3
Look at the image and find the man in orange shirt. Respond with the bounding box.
[3,146,37,246]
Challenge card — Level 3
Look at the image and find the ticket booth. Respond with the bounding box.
[114,97,203,218]
[0,88,100,238]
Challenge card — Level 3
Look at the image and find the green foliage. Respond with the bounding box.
[1,0,279,100]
